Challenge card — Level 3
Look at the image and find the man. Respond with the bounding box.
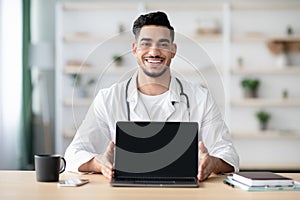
[65,11,239,181]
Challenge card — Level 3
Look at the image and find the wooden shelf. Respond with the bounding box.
[232,130,300,139]
[231,67,300,74]
[64,33,223,43]
[231,99,300,107]
[232,34,267,42]
[64,66,100,74]
[63,34,108,42]
[191,34,223,42]
[146,2,223,10]
[268,35,300,42]
[63,33,132,42]
[231,2,300,10]
[232,34,300,42]
[62,2,137,10]
[64,66,219,75]
[63,129,76,138]
[62,1,300,11]
[63,98,93,106]
[64,66,134,74]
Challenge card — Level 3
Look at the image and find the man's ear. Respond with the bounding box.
[132,42,137,56]
[171,43,177,58]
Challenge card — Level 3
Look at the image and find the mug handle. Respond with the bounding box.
[59,157,66,173]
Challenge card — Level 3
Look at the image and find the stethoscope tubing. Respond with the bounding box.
[125,77,190,121]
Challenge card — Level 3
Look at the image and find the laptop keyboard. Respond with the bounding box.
[114,177,197,185]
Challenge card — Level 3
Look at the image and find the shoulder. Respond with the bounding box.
[176,78,208,96]
[96,79,128,98]
[93,80,128,108]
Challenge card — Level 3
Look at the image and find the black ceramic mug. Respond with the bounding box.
[34,154,66,182]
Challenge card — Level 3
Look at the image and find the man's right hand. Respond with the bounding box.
[95,141,114,180]
[78,141,114,180]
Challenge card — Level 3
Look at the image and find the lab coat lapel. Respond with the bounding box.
[126,72,151,121]
[159,77,181,121]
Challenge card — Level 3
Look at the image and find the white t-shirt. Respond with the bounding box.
[138,91,169,120]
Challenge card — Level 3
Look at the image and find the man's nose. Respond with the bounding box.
[148,46,161,56]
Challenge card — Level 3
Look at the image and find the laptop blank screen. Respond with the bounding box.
[114,121,198,178]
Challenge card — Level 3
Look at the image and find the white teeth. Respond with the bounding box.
[146,59,162,63]
[148,60,160,63]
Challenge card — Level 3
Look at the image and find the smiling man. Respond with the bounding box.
[64,11,239,182]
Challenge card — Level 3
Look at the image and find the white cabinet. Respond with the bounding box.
[228,2,300,170]
[55,1,300,170]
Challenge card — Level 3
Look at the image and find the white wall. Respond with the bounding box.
[0,0,23,169]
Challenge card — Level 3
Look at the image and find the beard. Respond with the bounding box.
[140,65,168,78]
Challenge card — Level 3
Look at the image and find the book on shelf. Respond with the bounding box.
[232,171,294,187]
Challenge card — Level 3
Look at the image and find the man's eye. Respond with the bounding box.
[159,43,170,48]
[141,43,151,47]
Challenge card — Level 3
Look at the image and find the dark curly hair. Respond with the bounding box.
[132,11,175,42]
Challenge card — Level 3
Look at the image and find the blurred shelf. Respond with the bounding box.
[64,66,133,74]
[268,35,300,42]
[232,34,300,42]
[231,2,300,10]
[64,66,101,74]
[232,34,267,42]
[191,34,223,42]
[146,2,223,10]
[231,99,300,106]
[231,67,300,74]
[64,66,100,74]
[63,2,300,12]
[62,2,137,10]
[63,34,108,42]
[173,67,222,75]
[64,66,220,75]
[64,33,223,43]
[63,129,76,138]
[232,130,300,139]
[63,34,132,42]
[63,98,93,106]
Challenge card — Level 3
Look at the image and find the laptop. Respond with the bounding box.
[110,121,199,187]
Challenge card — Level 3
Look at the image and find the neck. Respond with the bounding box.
[137,69,171,96]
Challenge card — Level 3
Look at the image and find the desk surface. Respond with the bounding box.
[0,171,299,200]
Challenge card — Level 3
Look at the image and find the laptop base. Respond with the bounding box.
[110,177,199,188]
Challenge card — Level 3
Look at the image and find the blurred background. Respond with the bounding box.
[0,0,300,171]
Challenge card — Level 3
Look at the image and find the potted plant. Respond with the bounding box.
[256,110,271,131]
[240,78,260,98]
[112,54,123,66]
[70,74,96,97]
[237,56,244,67]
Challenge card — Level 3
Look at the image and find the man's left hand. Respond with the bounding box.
[197,141,221,181]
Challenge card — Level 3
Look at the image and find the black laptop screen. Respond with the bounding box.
[114,121,198,178]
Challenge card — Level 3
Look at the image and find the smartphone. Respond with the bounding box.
[58,178,89,187]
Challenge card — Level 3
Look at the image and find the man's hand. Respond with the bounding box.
[78,141,114,180]
[197,141,234,182]
[197,141,220,181]
[95,141,114,180]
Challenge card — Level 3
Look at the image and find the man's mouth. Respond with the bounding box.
[144,57,164,64]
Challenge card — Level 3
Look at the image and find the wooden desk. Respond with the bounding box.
[0,171,299,200]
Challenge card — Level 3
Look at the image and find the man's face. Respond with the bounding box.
[132,25,176,78]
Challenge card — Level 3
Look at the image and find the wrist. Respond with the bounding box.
[211,156,222,174]
[212,156,234,174]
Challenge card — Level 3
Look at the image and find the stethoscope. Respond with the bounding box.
[125,77,190,121]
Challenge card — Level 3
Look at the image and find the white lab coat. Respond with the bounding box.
[64,72,239,172]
